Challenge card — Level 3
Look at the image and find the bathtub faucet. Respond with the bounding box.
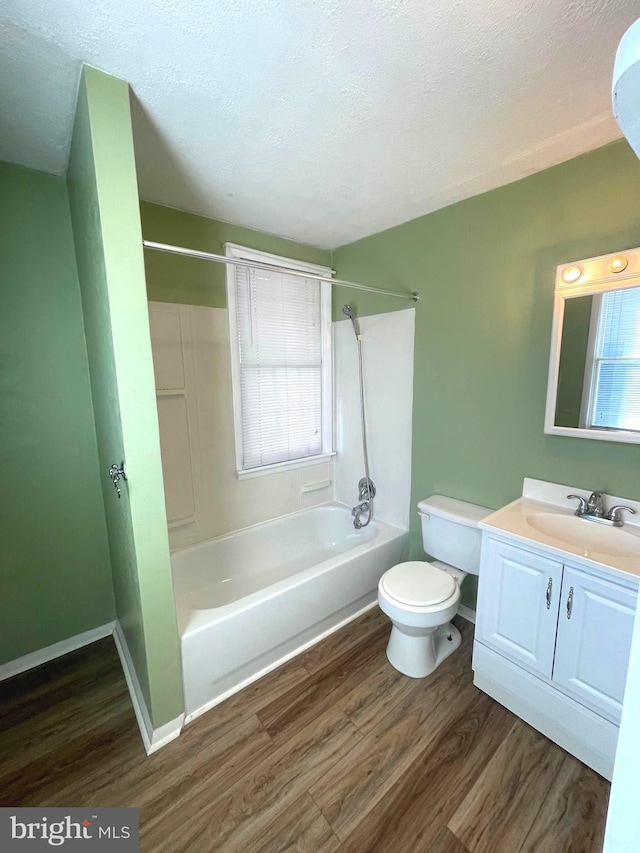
[352,477,375,529]
[352,500,372,529]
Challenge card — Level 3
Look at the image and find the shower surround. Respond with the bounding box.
[149,303,415,721]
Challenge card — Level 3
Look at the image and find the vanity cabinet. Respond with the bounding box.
[476,538,562,679]
[553,565,636,723]
[474,533,638,779]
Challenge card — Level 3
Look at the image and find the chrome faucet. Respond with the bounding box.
[586,491,606,518]
[567,491,636,527]
[352,500,372,529]
[351,478,376,529]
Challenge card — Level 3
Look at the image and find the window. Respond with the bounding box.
[583,287,640,431]
[225,244,333,478]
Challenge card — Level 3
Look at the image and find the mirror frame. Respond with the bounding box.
[545,245,640,445]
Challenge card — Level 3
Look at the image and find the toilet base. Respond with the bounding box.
[386,621,462,678]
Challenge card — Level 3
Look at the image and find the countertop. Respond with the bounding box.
[480,496,640,583]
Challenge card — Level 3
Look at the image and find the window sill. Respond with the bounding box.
[237,452,336,480]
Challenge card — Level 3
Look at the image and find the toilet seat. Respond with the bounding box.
[380,560,456,607]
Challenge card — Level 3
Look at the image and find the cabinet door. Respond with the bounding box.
[476,538,562,678]
[553,566,636,724]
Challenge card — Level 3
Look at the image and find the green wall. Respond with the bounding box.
[141,201,330,306]
[334,140,640,607]
[68,67,183,727]
[0,161,114,664]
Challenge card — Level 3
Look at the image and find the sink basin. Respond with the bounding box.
[525,512,640,558]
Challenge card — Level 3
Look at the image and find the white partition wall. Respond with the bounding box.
[334,308,415,529]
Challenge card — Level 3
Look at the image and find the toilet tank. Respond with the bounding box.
[418,495,491,576]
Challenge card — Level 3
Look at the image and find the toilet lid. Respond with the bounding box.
[381,561,456,606]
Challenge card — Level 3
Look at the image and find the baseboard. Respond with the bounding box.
[0,621,116,682]
[112,622,184,755]
[457,604,476,624]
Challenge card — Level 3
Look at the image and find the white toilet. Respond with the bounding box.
[378,495,490,678]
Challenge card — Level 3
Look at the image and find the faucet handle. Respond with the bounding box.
[567,494,588,515]
[607,505,636,526]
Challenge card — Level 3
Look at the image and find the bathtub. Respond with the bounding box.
[172,502,409,721]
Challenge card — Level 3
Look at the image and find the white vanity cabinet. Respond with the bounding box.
[476,538,562,679]
[474,533,638,779]
[553,565,636,724]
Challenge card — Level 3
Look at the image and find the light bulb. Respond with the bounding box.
[609,256,628,273]
[561,265,583,283]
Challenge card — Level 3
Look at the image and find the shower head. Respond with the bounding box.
[342,305,361,339]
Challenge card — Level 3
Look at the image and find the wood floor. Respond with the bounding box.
[1,608,609,852]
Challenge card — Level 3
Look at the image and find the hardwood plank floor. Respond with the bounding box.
[338,689,517,852]
[0,608,609,852]
[448,718,567,852]
[309,630,478,839]
[518,754,610,853]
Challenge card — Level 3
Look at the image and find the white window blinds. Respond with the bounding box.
[234,264,326,469]
[591,287,640,431]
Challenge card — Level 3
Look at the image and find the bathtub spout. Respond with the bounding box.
[352,500,372,529]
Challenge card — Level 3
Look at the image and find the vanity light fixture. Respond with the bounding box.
[609,256,628,273]
[561,265,583,284]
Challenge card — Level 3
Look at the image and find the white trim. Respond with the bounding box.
[146,713,186,753]
[113,622,153,752]
[226,253,245,474]
[225,243,334,477]
[236,451,336,480]
[184,600,378,725]
[543,424,640,445]
[223,242,333,278]
[113,622,184,755]
[0,621,116,681]
[1,620,184,755]
[320,271,333,460]
[457,604,476,624]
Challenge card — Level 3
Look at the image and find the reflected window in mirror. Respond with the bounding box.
[589,288,640,431]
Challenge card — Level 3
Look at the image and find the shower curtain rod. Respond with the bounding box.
[143,240,419,302]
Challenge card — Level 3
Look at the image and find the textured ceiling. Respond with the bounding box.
[2,1,638,248]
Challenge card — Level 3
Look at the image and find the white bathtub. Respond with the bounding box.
[172,502,409,721]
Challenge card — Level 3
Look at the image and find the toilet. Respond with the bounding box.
[378,495,490,678]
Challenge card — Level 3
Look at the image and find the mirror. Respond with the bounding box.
[545,247,640,444]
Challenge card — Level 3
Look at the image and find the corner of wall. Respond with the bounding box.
[113,622,183,754]
[68,64,184,737]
